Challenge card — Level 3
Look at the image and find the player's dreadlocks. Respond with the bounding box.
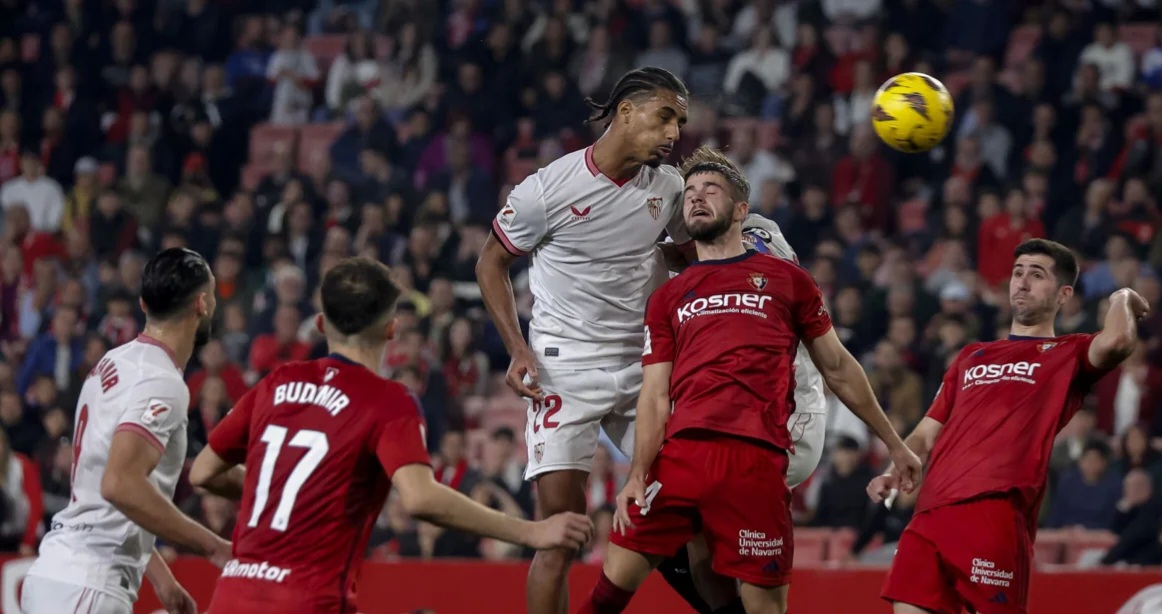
[680,145,751,202]
[583,67,689,125]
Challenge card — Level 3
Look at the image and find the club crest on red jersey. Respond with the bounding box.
[646,196,663,220]
[1038,342,1057,352]
[748,272,768,291]
[324,367,338,382]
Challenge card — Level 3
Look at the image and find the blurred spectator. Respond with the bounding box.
[832,127,894,233]
[477,427,532,518]
[977,188,1046,288]
[187,338,248,405]
[248,304,311,377]
[1095,343,1162,438]
[1101,469,1162,566]
[584,505,615,565]
[1048,439,1122,530]
[723,26,787,116]
[811,436,876,529]
[726,127,791,205]
[587,443,619,512]
[17,307,82,398]
[1053,408,1099,477]
[1114,423,1162,485]
[325,30,382,116]
[441,317,488,400]
[62,157,99,235]
[0,151,65,233]
[89,190,139,260]
[116,144,172,234]
[0,428,42,556]
[1079,22,1135,94]
[266,24,319,125]
[850,485,916,564]
[867,340,924,428]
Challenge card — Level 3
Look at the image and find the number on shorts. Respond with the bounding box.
[532,394,563,433]
[248,425,330,532]
[641,480,662,512]
[70,404,89,502]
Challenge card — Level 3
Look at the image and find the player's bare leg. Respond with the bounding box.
[892,603,937,613]
[528,469,589,614]
[686,535,739,610]
[738,582,789,614]
[575,542,665,614]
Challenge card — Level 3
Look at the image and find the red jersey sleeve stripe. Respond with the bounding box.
[115,423,164,453]
[491,219,527,257]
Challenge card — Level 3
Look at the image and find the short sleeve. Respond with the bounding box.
[925,350,965,424]
[665,197,691,246]
[115,376,189,453]
[1070,333,1108,390]
[642,289,676,366]
[492,175,548,256]
[207,384,260,465]
[375,388,432,477]
[791,267,832,340]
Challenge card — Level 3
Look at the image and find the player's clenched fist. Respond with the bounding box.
[867,473,898,504]
[155,581,198,614]
[505,346,543,400]
[888,445,923,493]
[1113,288,1151,320]
[529,512,594,551]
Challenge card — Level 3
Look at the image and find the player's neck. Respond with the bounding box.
[695,238,746,262]
[326,343,383,374]
[591,134,641,182]
[1008,320,1056,339]
[139,324,193,369]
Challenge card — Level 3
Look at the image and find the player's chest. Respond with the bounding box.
[955,342,1076,396]
[670,269,793,336]
[547,186,673,246]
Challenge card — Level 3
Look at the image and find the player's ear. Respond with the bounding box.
[314,313,326,335]
[617,99,634,124]
[1058,283,1074,306]
[138,297,148,315]
[735,200,750,222]
[385,318,398,341]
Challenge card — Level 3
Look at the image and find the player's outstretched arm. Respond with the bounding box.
[101,431,232,565]
[1089,288,1150,370]
[391,464,594,550]
[146,548,197,614]
[868,417,944,504]
[804,328,922,491]
[476,234,542,399]
[189,446,246,500]
[613,361,673,534]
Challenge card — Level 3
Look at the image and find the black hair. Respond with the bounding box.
[583,66,688,125]
[140,248,212,321]
[491,426,515,442]
[835,435,861,451]
[319,257,401,340]
[1013,238,1079,287]
[1081,438,1112,460]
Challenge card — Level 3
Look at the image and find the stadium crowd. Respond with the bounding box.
[0,0,1158,570]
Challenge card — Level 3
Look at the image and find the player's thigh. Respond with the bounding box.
[601,362,642,459]
[609,439,701,561]
[739,582,789,614]
[524,367,614,480]
[786,411,827,489]
[21,577,131,614]
[925,497,1031,614]
[699,439,793,588]
[881,525,960,614]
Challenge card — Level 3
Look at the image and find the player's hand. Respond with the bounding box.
[505,346,542,400]
[867,473,898,504]
[613,476,647,536]
[887,445,924,494]
[156,581,197,614]
[207,537,232,568]
[528,512,594,551]
[1116,288,1151,320]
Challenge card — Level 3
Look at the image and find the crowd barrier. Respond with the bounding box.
[0,556,1158,613]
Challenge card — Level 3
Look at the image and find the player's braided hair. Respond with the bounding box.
[583,67,688,125]
[680,145,751,202]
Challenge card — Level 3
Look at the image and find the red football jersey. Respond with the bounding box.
[207,354,430,613]
[642,251,832,451]
[916,334,1108,526]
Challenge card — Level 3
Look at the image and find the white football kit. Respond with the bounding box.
[23,336,190,614]
[741,214,827,488]
[492,146,689,479]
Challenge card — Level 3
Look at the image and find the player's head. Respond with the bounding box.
[680,145,750,243]
[318,257,402,349]
[583,67,688,168]
[1010,239,1079,326]
[140,248,215,348]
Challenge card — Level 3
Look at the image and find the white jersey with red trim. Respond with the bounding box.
[492,146,690,368]
[27,336,189,606]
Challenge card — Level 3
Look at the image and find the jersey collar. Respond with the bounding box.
[136,334,182,372]
[328,352,360,365]
[689,250,757,267]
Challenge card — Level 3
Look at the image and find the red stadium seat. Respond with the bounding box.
[297,122,345,172]
[1120,24,1156,57]
[1034,529,1069,566]
[1005,25,1042,69]
[793,528,829,565]
[1063,530,1117,565]
[240,162,268,190]
[249,123,297,166]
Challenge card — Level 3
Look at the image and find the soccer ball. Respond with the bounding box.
[870,72,954,154]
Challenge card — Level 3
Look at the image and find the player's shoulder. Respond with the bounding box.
[108,343,188,398]
[647,163,684,191]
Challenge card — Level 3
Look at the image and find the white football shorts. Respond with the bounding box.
[787,409,827,489]
[523,362,640,480]
[21,576,132,614]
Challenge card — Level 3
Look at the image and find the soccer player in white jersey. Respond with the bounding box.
[22,248,232,614]
[477,67,694,614]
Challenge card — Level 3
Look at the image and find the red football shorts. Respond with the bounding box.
[208,580,353,614]
[882,495,1032,614]
[609,433,793,587]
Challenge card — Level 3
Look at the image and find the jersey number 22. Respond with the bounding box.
[248,424,329,532]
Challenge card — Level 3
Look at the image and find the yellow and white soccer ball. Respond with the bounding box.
[870,72,954,153]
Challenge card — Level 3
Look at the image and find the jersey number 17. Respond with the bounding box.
[249,424,330,532]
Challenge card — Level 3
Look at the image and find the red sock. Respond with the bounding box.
[574,571,635,614]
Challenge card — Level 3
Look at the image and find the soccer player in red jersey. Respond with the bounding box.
[574,147,922,614]
[188,258,594,614]
[872,238,1151,614]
